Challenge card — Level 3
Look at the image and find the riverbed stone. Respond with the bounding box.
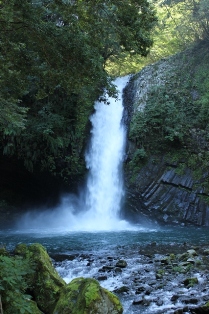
[135,284,151,294]
[171,294,179,302]
[97,275,108,281]
[183,277,198,287]
[53,277,123,314]
[132,297,143,305]
[114,285,129,294]
[203,249,209,255]
[187,249,198,256]
[115,259,127,268]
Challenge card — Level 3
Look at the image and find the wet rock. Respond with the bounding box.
[97,275,108,281]
[115,259,127,268]
[178,252,189,261]
[132,297,143,305]
[160,257,170,265]
[156,269,165,279]
[179,261,191,267]
[187,258,196,264]
[135,284,151,294]
[113,286,129,294]
[142,298,151,306]
[171,294,179,302]
[182,297,198,304]
[203,296,209,301]
[114,267,122,274]
[156,298,163,306]
[183,277,198,287]
[99,265,114,272]
[203,249,209,255]
[187,249,198,256]
[173,309,184,314]
[50,253,79,262]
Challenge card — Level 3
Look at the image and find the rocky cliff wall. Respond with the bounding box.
[123,43,209,226]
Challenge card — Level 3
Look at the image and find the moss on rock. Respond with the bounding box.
[0,246,8,256]
[25,300,44,314]
[15,243,65,313]
[53,277,123,314]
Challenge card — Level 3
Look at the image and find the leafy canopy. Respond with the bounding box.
[107,0,209,75]
[0,0,156,179]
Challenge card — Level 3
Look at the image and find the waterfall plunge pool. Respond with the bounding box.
[1,226,209,254]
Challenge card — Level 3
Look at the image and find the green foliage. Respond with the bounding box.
[129,83,191,151]
[128,43,209,189]
[107,0,209,76]
[0,0,156,182]
[0,255,35,314]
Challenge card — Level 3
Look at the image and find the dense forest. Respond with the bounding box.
[0,0,157,206]
[0,0,209,207]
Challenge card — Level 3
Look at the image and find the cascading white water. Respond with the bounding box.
[81,76,129,229]
[18,76,133,231]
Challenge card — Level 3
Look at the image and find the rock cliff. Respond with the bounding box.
[123,41,209,226]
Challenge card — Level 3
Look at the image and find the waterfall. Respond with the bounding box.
[81,76,129,230]
[17,76,132,232]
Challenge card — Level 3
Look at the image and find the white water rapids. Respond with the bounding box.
[18,76,134,231]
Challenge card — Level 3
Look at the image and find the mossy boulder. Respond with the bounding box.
[183,277,198,287]
[0,246,8,256]
[53,277,123,314]
[15,243,65,313]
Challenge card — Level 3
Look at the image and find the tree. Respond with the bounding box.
[0,0,156,180]
[107,0,209,76]
[160,0,209,43]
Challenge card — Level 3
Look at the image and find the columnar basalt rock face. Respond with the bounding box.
[125,156,209,226]
[123,49,209,226]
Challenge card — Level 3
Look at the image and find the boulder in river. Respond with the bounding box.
[115,259,127,268]
[53,277,123,314]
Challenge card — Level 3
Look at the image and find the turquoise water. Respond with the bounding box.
[1,225,209,254]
